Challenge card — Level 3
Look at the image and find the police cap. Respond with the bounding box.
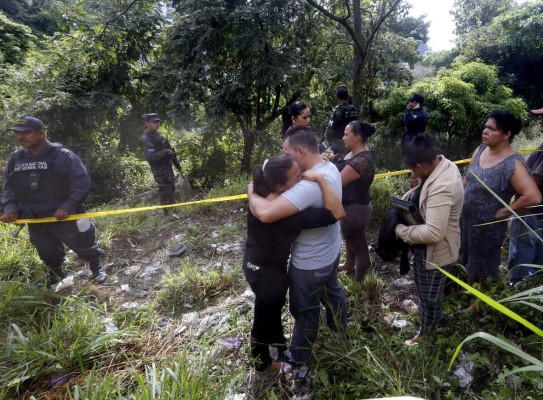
[10,116,45,132]
[144,113,161,122]
[407,93,424,106]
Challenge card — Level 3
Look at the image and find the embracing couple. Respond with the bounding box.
[244,126,348,373]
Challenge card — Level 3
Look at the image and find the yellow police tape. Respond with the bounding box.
[3,147,537,225]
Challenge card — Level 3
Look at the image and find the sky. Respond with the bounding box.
[408,0,530,52]
[407,0,456,52]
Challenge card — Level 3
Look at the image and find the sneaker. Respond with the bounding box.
[90,266,108,284]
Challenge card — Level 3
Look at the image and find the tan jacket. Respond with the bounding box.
[395,156,464,270]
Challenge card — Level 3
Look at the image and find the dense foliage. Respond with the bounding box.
[0,0,542,189]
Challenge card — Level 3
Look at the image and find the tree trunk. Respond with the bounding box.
[352,0,363,110]
[241,129,256,173]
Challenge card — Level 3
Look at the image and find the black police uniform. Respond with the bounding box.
[324,103,358,154]
[1,140,104,283]
[139,129,176,208]
[403,107,428,144]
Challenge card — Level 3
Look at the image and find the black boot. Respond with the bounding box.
[90,265,107,284]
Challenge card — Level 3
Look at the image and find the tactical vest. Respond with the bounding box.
[327,104,358,141]
[140,131,171,168]
[10,143,71,204]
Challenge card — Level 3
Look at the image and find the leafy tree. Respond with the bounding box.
[150,0,326,173]
[457,1,543,107]
[0,12,35,65]
[421,49,460,72]
[305,0,424,112]
[376,61,527,153]
[6,0,164,155]
[0,0,70,35]
[451,0,512,45]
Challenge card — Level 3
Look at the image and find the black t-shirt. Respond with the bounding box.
[334,150,375,205]
[244,208,337,269]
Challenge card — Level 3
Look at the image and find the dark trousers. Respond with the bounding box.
[288,254,347,364]
[152,169,176,211]
[243,256,288,371]
[28,220,103,276]
[341,203,372,280]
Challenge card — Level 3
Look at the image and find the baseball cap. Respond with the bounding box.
[530,107,543,115]
[10,116,45,131]
[407,93,424,105]
[144,113,161,122]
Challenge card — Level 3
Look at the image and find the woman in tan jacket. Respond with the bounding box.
[394,134,464,345]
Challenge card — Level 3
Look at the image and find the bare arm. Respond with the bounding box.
[303,170,345,220]
[495,160,542,219]
[339,164,361,186]
[247,183,299,223]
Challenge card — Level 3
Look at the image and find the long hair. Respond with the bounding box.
[252,155,295,197]
[281,101,308,137]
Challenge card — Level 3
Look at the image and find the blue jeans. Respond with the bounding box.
[287,255,347,364]
[508,215,543,283]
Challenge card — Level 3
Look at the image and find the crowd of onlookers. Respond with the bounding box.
[243,86,543,381]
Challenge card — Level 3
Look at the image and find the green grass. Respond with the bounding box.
[1,165,543,399]
[154,261,241,312]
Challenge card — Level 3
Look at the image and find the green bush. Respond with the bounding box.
[85,147,149,205]
[370,174,410,226]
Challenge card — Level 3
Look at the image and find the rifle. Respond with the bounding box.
[171,149,184,178]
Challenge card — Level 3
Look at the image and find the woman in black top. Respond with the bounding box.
[244,155,344,372]
[335,121,376,281]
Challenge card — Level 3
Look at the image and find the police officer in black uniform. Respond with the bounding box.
[0,116,107,286]
[139,113,181,218]
[323,85,358,155]
[403,93,428,145]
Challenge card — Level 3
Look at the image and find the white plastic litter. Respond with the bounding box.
[52,275,74,292]
[392,319,408,329]
[104,318,118,333]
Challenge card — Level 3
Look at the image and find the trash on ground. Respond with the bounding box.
[48,372,69,388]
[402,299,418,314]
[384,312,410,329]
[124,265,140,275]
[218,333,244,350]
[121,284,130,292]
[394,277,415,287]
[104,318,118,333]
[224,394,246,400]
[121,302,139,309]
[452,352,475,388]
[210,243,241,253]
[52,275,74,292]
[168,243,187,257]
[140,261,162,278]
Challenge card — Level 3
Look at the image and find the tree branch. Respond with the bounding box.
[305,0,364,55]
[97,0,139,40]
